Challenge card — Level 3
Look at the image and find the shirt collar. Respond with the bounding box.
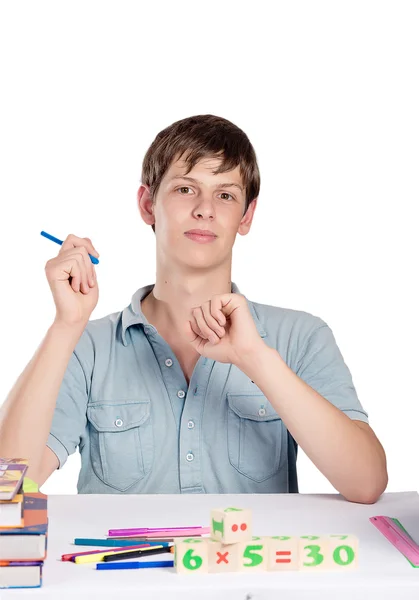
[120,282,266,346]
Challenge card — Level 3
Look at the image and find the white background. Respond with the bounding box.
[0,1,417,496]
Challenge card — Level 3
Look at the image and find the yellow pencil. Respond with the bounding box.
[75,544,164,564]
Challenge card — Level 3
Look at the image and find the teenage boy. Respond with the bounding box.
[0,114,388,502]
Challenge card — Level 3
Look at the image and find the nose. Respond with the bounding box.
[192,193,214,220]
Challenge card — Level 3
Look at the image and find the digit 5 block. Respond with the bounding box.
[210,507,252,544]
[298,536,330,571]
[237,536,268,572]
[207,540,239,573]
[266,536,299,571]
[174,537,209,574]
[328,535,358,570]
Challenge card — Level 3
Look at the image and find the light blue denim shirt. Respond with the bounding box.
[46,282,369,494]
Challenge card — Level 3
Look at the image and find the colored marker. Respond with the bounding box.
[103,545,173,563]
[73,538,169,548]
[75,545,164,565]
[40,231,99,264]
[97,560,175,570]
[108,526,202,536]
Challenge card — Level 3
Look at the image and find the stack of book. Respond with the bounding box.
[0,458,48,589]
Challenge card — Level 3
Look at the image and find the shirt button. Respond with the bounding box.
[186,452,194,462]
[187,420,195,429]
[258,408,266,417]
[165,358,173,367]
[115,418,124,427]
[177,390,186,399]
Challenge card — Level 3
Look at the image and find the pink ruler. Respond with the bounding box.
[370,516,419,566]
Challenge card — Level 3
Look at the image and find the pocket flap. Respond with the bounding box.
[227,392,281,422]
[87,400,150,432]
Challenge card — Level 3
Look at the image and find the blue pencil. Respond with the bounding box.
[96,560,175,570]
[40,231,99,264]
[74,538,170,547]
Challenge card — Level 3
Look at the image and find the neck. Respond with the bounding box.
[142,260,233,335]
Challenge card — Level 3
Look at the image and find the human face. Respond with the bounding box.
[151,155,255,269]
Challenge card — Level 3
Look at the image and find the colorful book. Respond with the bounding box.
[0,493,24,528]
[0,459,29,501]
[0,492,48,560]
[0,561,43,589]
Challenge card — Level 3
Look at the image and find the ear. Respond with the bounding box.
[237,198,258,236]
[138,184,155,226]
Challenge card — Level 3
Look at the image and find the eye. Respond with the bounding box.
[176,186,193,195]
[219,192,234,201]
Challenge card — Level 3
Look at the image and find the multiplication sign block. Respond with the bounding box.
[207,540,239,573]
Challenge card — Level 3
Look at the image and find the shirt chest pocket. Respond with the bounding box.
[227,392,287,482]
[87,400,153,492]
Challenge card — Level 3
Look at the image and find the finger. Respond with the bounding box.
[210,297,227,327]
[72,249,91,294]
[59,234,100,259]
[189,318,204,341]
[58,250,90,294]
[192,307,219,344]
[201,301,225,337]
[78,246,95,290]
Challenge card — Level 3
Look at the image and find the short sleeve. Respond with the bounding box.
[296,320,369,423]
[46,330,93,469]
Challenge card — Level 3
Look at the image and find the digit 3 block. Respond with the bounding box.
[174,537,209,574]
[266,536,299,571]
[210,507,252,544]
[236,536,268,572]
[207,540,239,573]
[298,536,331,571]
[328,535,358,570]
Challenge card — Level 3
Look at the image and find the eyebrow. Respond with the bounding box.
[169,175,244,193]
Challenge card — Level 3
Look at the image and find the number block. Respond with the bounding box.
[237,536,268,572]
[328,535,358,570]
[266,536,299,571]
[207,540,239,573]
[210,507,252,544]
[174,537,209,574]
[298,536,330,571]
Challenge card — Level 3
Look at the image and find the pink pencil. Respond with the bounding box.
[108,527,210,538]
[108,526,203,536]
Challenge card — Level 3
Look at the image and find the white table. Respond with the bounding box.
[3,491,419,599]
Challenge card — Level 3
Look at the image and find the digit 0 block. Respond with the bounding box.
[174,537,209,574]
[207,540,239,573]
[237,536,268,572]
[266,536,299,571]
[210,507,252,544]
[298,536,330,571]
[328,535,358,570]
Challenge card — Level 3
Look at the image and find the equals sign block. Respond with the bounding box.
[267,536,298,571]
[276,550,292,564]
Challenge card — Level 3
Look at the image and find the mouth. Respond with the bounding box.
[184,231,217,244]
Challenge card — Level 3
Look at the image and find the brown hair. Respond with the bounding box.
[141,114,260,233]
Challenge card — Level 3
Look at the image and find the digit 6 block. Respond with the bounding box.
[210,507,252,544]
[207,540,239,573]
[174,537,209,574]
[266,536,299,571]
[298,536,330,571]
[328,535,358,570]
[237,536,268,572]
